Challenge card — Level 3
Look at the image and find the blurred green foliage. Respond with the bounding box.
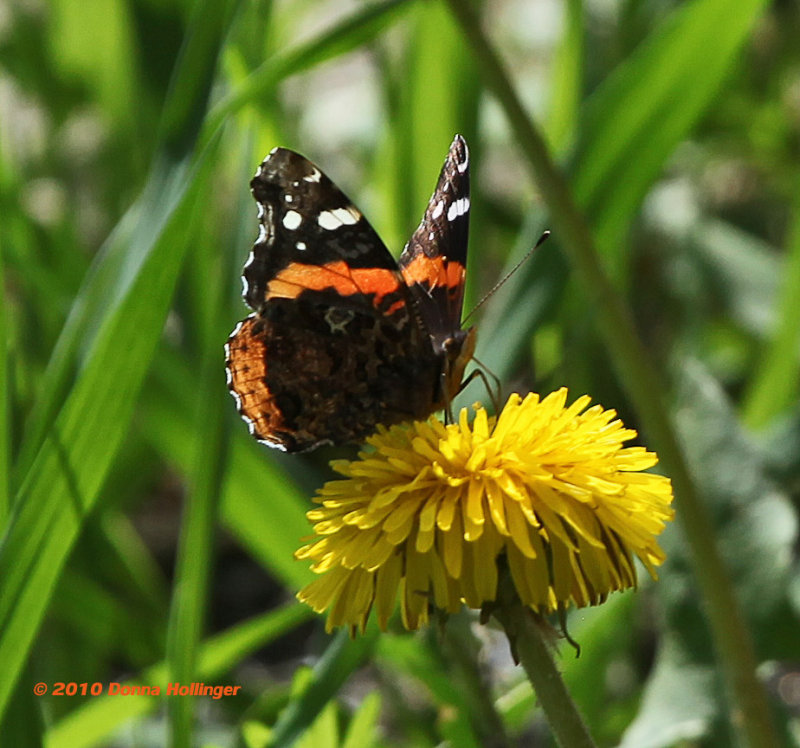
[0,0,798,745]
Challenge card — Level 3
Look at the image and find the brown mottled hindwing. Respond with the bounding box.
[227,289,440,451]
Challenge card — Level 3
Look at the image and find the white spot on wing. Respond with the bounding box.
[318,211,341,230]
[447,196,470,222]
[303,168,322,183]
[296,241,307,250]
[318,206,360,230]
[431,200,444,220]
[457,156,468,173]
[282,210,302,230]
[285,194,293,203]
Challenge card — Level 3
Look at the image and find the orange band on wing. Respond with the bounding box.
[400,254,464,291]
[267,261,401,307]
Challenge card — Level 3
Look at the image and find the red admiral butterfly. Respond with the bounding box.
[225,135,475,452]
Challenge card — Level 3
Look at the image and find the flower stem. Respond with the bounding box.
[493,605,597,748]
[443,2,780,746]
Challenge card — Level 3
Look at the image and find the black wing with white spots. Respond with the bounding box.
[243,147,400,311]
[398,134,470,342]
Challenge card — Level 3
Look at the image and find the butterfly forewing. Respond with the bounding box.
[243,147,401,312]
[398,134,470,343]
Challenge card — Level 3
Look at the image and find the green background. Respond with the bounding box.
[0,0,798,745]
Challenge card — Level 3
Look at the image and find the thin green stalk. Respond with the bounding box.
[492,605,596,748]
[0,249,8,526]
[165,170,234,742]
[162,4,236,744]
[443,2,779,746]
[165,369,227,748]
[165,299,229,747]
[741,180,800,428]
[164,134,239,748]
[545,0,583,153]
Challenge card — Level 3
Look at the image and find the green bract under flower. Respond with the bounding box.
[296,389,674,633]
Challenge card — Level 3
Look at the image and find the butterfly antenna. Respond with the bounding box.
[462,230,550,324]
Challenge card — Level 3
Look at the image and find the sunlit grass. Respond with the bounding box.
[0,0,797,745]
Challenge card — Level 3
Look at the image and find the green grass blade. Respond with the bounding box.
[10,197,139,488]
[268,630,377,747]
[341,691,381,748]
[742,188,800,427]
[157,0,237,153]
[477,0,771,376]
[204,0,413,144]
[99,511,169,616]
[405,1,479,229]
[165,228,230,748]
[48,0,139,129]
[545,0,583,153]
[0,148,208,719]
[0,0,236,719]
[572,0,771,273]
[0,665,44,747]
[11,0,236,488]
[219,436,316,589]
[0,247,8,524]
[142,350,313,590]
[165,108,242,748]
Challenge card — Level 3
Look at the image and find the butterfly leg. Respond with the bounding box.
[457,357,503,414]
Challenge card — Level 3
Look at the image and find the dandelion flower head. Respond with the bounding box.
[296,389,674,633]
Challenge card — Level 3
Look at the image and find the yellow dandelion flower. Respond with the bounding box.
[296,388,674,633]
